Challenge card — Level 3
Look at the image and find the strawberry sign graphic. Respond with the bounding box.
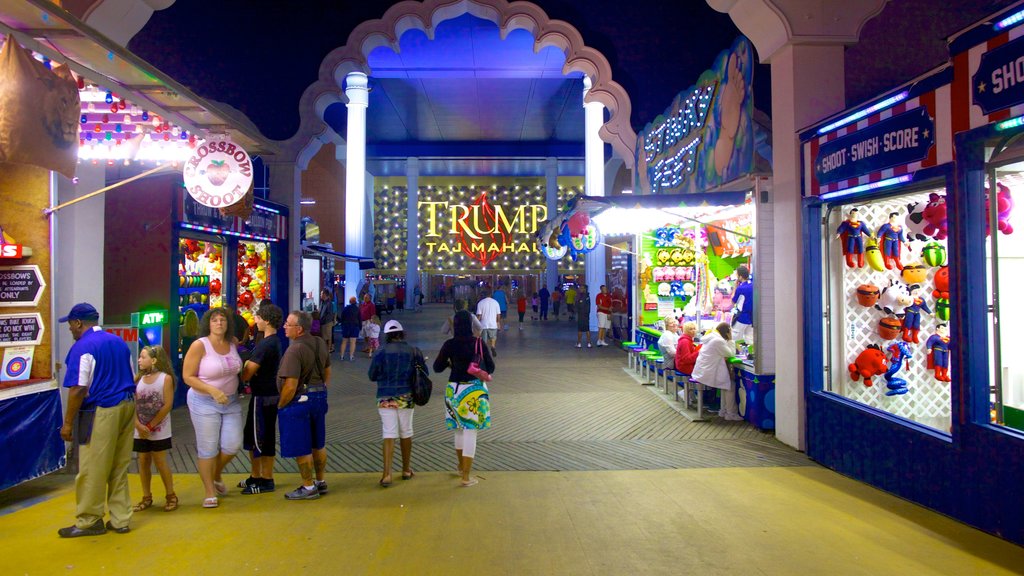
[182,137,253,209]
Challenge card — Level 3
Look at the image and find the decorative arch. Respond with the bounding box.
[282,0,636,167]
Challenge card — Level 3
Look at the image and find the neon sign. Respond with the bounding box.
[419,192,547,267]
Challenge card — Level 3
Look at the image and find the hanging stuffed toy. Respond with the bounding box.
[874,280,913,316]
[926,323,952,382]
[921,242,947,267]
[901,286,932,343]
[878,316,902,340]
[876,212,909,270]
[932,266,950,321]
[985,182,1014,236]
[901,263,928,285]
[921,193,949,240]
[849,344,889,387]
[856,284,880,307]
[864,237,886,272]
[835,208,872,268]
[883,341,913,396]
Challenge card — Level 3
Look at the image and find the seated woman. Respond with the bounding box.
[657,317,682,362]
[674,321,700,375]
[691,322,740,421]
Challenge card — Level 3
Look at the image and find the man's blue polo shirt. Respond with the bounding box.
[63,326,135,409]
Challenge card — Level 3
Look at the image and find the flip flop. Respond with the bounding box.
[459,478,479,488]
[202,497,219,508]
[213,480,228,496]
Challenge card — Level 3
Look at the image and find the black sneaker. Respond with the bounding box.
[237,476,258,489]
[315,480,328,495]
[241,479,275,495]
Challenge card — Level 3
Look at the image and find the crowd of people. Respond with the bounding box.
[55,293,502,537]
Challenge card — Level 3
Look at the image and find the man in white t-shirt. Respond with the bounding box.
[476,290,501,356]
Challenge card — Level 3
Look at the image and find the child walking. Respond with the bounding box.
[517,292,527,330]
[531,293,540,321]
[133,345,177,512]
[365,314,382,356]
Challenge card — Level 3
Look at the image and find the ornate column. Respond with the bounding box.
[707,0,887,450]
[583,75,606,331]
[545,157,559,291]
[406,158,419,308]
[343,71,369,303]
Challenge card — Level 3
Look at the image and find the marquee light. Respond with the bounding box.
[996,9,1024,30]
[179,222,278,242]
[816,91,910,135]
[819,175,913,201]
[995,115,1024,131]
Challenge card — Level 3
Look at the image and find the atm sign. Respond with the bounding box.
[140,311,167,326]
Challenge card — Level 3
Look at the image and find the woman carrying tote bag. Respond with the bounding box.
[433,310,495,487]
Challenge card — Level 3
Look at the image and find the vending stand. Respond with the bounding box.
[801,4,1024,545]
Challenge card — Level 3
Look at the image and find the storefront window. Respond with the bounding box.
[236,240,270,339]
[178,238,224,360]
[985,168,1024,432]
[822,188,952,432]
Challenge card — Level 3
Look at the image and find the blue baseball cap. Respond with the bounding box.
[59,302,99,323]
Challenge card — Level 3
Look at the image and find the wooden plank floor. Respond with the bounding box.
[159,304,808,474]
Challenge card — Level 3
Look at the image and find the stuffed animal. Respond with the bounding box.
[835,208,872,268]
[921,193,949,240]
[905,200,931,242]
[849,345,889,387]
[926,323,952,382]
[856,284,880,307]
[932,266,950,321]
[883,341,913,396]
[922,242,946,267]
[864,237,886,272]
[875,280,913,316]
[986,182,1014,236]
[901,263,928,285]
[876,212,908,270]
[878,316,902,340]
[902,286,932,343]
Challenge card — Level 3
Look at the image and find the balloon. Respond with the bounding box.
[567,212,590,237]
[238,290,254,307]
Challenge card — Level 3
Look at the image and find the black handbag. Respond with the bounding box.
[409,347,433,406]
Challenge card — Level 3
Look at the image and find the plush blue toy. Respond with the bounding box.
[883,341,913,396]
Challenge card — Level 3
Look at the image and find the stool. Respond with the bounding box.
[625,343,643,370]
[640,351,658,384]
[654,357,666,389]
[634,347,648,375]
[675,371,691,406]
[664,369,675,395]
[621,341,637,369]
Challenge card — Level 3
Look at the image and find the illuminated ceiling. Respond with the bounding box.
[324,13,587,177]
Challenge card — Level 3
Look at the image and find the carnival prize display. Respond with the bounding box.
[235,241,271,331]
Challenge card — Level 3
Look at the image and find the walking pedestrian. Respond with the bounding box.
[552,286,563,319]
[368,320,427,486]
[318,288,336,354]
[575,285,593,348]
[278,311,332,500]
[539,284,550,320]
[57,303,137,537]
[493,284,509,330]
[433,311,495,487]
[182,307,244,509]
[132,345,177,513]
[565,284,577,320]
[238,303,283,495]
[476,289,501,357]
[596,285,612,346]
[339,296,361,361]
[359,294,375,352]
[516,291,527,330]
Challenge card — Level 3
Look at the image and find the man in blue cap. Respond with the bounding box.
[57,303,137,537]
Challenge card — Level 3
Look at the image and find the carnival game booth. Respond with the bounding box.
[104,172,288,406]
[537,190,774,427]
[803,10,1024,543]
[603,35,775,427]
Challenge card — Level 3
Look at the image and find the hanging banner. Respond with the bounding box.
[182,137,254,209]
[814,107,935,186]
[0,37,80,178]
[634,36,755,194]
[971,35,1024,115]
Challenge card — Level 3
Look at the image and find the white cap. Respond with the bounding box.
[383,319,404,334]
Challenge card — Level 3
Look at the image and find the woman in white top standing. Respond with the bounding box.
[183,308,243,508]
[691,322,741,421]
[132,345,177,512]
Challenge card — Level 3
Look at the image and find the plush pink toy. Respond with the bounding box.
[922,193,949,240]
[986,182,1014,236]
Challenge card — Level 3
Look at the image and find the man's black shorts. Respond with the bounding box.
[243,395,279,457]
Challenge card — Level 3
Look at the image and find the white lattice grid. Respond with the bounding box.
[827,189,952,430]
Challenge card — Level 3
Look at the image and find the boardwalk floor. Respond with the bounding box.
[164,303,806,474]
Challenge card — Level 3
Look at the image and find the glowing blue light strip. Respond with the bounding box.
[254,203,280,214]
[995,9,1024,30]
[179,222,279,242]
[819,175,913,201]
[995,115,1024,131]
[816,91,910,135]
